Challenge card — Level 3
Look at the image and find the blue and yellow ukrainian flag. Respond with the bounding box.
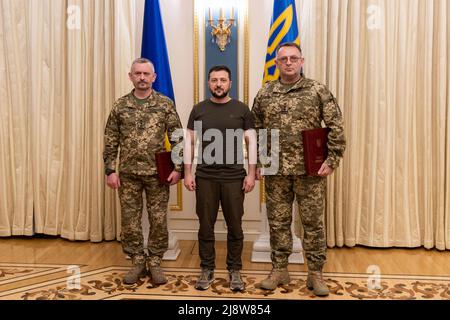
[141,0,174,101]
[263,0,300,84]
[141,0,174,150]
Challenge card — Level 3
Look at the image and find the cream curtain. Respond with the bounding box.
[299,0,449,249]
[1,0,449,249]
[0,0,138,241]
[0,0,34,236]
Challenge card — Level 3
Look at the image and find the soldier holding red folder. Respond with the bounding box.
[251,42,346,296]
[103,58,183,285]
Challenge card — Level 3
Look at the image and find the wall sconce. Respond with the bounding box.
[207,7,235,52]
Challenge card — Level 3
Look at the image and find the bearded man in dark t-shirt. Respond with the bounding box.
[184,65,256,292]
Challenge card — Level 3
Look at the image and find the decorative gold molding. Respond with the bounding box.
[259,176,265,212]
[193,0,200,104]
[170,182,183,211]
[243,3,249,105]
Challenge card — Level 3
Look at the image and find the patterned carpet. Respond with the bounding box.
[0,263,80,286]
[1,264,449,300]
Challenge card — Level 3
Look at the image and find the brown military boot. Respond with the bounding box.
[149,265,168,285]
[260,268,291,290]
[123,263,147,284]
[307,271,329,296]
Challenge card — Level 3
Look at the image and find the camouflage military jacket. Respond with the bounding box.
[251,77,346,175]
[103,90,183,176]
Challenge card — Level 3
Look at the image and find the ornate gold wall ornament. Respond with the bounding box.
[208,8,235,52]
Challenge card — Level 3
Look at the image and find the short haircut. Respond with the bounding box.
[208,65,232,80]
[276,42,303,56]
[130,58,155,72]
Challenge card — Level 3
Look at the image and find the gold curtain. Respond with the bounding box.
[298,0,449,249]
[0,0,138,241]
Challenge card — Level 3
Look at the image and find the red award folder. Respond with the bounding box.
[155,151,183,185]
[301,127,330,176]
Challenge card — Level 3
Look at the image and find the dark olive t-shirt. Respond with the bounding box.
[187,99,254,181]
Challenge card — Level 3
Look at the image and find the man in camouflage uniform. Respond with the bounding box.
[252,42,346,296]
[103,58,183,285]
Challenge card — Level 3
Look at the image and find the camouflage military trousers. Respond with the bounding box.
[118,173,169,267]
[265,175,327,271]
